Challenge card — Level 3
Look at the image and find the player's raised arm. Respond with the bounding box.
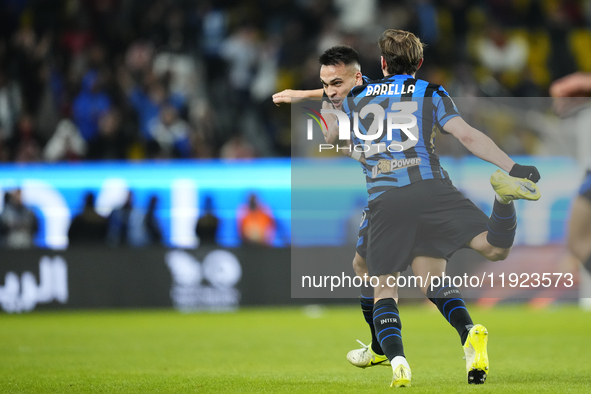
[272,88,324,106]
[443,117,540,182]
[550,72,591,97]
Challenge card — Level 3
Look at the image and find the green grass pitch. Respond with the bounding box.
[1,304,590,393]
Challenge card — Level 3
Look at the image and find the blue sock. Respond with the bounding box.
[486,199,516,248]
[427,282,473,345]
[373,298,404,360]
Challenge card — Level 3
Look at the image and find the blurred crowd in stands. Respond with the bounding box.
[0,186,278,248]
[0,0,589,162]
[0,188,38,248]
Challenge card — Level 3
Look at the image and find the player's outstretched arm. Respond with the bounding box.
[549,72,591,117]
[271,88,367,163]
[443,117,540,182]
[272,88,324,106]
[550,72,591,97]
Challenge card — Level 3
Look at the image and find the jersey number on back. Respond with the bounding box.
[357,102,419,158]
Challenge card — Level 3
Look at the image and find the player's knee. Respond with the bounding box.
[486,247,510,262]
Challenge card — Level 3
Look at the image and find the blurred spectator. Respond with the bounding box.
[413,0,439,45]
[84,0,124,52]
[221,25,260,105]
[442,63,480,98]
[147,105,192,159]
[0,138,9,162]
[152,8,198,102]
[446,0,470,57]
[60,13,94,58]
[0,189,39,249]
[278,19,309,73]
[298,56,325,91]
[68,192,108,245]
[35,61,65,141]
[7,114,43,162]
[189,99,216,158]
[86,109,129,160]
[107,191,162,247]
[153,49,198,102]
[11,26,48,115]
[316,19,343,55]
[107,191,135,246]
[43,119,87,161]
[237,193,275,246]
[334,0,376,33]
[144,195,163,246]
[476,23,528,76]
[546,4,579,81]
[0,68,22,140]
[0,0,26,40]
[220,135,256,159]
[124,41,155,74]
[72,69,112,142]
[196,195,219,245]
[120,70,185,141]
[250,36,280,102]
[197,2,228,89]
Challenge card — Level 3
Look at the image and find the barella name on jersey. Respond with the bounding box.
[366,83,415,96]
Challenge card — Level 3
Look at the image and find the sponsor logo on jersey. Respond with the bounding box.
[372,158,422,178]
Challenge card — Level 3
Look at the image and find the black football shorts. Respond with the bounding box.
[366,178,488,276]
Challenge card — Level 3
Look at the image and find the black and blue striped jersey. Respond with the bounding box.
[342,74,461,202]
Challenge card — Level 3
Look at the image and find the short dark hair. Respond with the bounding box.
[319,45,360,68]
[378,29,425,75]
